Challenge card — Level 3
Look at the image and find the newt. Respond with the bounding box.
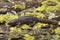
[8,16,58,27]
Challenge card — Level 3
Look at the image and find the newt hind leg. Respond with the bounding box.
[29,21,37,27]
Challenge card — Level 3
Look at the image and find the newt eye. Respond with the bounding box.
[8,22,13,26]
[8,20,16,25]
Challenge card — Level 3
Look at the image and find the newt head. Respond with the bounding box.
[8,19,19,27]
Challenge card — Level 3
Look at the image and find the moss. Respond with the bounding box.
[33,22,48,29]
[20,24,31,30]
[21,12,45,19]
[12,4,25,10]
[58,21,60,25]
[24,34,35,40]
[10,27,22,38]
[54,27,60,35]
[0,13,18,23]
[34,0,60,13]
[35,5,46,11]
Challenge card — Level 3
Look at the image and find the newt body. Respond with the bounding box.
[8,16,58,27]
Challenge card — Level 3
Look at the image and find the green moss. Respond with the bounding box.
[20,24,31,30]
[35,5,47,11]
[24,34,35,40]
[21,12,45,19]
[33,22,48,29]
[12,3,25,10]
[0,13,18,23]
[10,27,22,38]
[35,0,60,13]
[54,27,60,35]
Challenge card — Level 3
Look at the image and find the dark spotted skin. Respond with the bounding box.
[8,16,58,27]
